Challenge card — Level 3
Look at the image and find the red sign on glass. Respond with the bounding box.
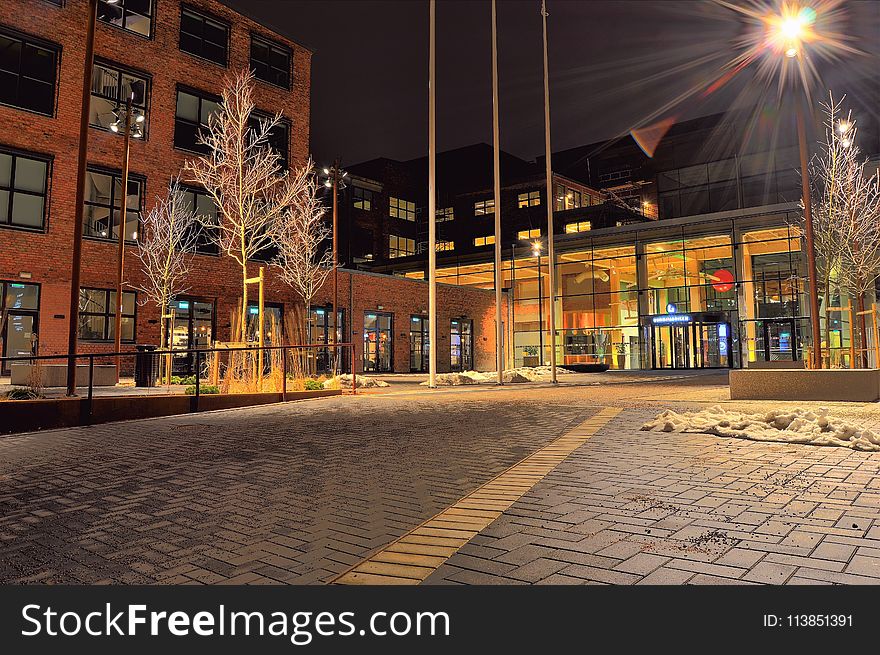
[710,269,735,293]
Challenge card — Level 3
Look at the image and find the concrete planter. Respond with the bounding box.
[730,369,880,402]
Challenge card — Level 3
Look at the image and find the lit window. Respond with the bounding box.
[564,221,591,233]
[250,34,291,89]
[473,235,495,247]
[89,61,149,133]
[436,206,454,222]
[436,240,454,252]
[517,190,541,208]
[555,183,588,211]
[83,168,143,242]
[0,29,59,116]
[517,228,540,240]
[0,149,50,231]
[78,288,137,342]
[98,0,153,38]
[389,197,416,221]
[389,234,415,258]
[474,199,494,215]
[353,186,374,211]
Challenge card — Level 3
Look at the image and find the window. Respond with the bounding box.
[0,29,58,115]
[389,197,416,221]
[518,191,541,208]
[517,228,541,240]
[389,234,415,258]
[181,187,218,255]
[554,183,588,211]
[83,168,143,241]
[89,61,149,132]
[248,110,289,168]
[179,6,229,66]
[0,149,49,230]
[436,206,454,222]
[250,34,291,88]
[78,288,136,342]
[352,186,374,211]
[565,221,591,233]
[473,235,495,247]
[474,199,494,215]
[174,87,220,153]
[436,240,454,252]
[98,0,153,37]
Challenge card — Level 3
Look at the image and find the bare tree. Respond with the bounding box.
[133,180,198,353]
[273,160,334,347]
[806,93,880,366]
[184,69,306,341]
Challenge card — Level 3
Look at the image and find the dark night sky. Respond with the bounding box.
[222,0,880,167]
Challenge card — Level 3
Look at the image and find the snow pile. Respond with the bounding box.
[642,405,880,451]
[420,366,575,386]
[420,373,481,386]
[324,374,389,389]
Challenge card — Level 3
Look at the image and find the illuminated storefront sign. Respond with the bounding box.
[652,314,693,324]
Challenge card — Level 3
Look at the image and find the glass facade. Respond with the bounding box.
[433,211,808,370]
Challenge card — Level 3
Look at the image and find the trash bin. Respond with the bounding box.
[134,344,159,387]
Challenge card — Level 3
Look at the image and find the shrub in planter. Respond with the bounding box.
[184,385,220,395]
[304,378,323,391]
[5,387,40,400]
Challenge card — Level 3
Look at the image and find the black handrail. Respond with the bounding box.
[1,342,358,402]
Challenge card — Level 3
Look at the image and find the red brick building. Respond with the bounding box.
[0,0,502,376]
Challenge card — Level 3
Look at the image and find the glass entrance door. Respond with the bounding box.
[763,319,797,361]
[1,282,40,375]
[651,321,731,369]
[410,315,429,372]
[312,306,344,373]
[450,319,473,371]
[169,298,214,375]
[364,311,393,373]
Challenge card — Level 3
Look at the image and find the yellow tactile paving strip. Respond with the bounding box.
[334,406,622,585]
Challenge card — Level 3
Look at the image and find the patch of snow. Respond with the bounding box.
[641,405,880,452]
[325,374,389,389]
[419,366,575,385]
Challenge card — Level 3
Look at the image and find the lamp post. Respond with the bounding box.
[321,162,347,373]
[111,93,144,382]
[540,0,558,383]
[533,240,544,365]
[67,0,120,396]
[491,0,504,384]
[769,7,823,367]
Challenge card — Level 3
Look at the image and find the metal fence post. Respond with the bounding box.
[351,344,356,395]
[87,354,94,422]
[282,345,287,401]
[194,350,201,412]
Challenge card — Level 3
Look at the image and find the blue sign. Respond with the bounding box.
[249,306,259,315]
[666,303,677,314]
[178,301,190,310]
[652,314,692,325]
[718,324,728,338]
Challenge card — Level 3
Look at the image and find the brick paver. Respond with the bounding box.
[4,371,880,585]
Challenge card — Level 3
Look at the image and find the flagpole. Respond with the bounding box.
[541,0,557,383]
[492,0,504,384]
[428,0,438,388]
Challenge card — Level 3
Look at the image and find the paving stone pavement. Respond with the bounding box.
[4,372,880,585]
[0,390,596,584]
[424,406,880,585]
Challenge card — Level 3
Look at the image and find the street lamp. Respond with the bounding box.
[112,93,145,382]
[766,3,823,367]
[532,240,544,365]
[66,0,120,396]
[320,162,347,373]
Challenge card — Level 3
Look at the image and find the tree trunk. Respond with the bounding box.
[240,262,248,343]
[858,291,868,368]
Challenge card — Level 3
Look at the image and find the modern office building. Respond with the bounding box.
[358,112,880,371]
[0,0,500,376]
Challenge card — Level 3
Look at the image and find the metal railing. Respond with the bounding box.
[1,342,357,417]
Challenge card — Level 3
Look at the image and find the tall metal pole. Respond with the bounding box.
[796,102,822,368]
[540,0,557,383]
[331,161,339,371]
[491,0,504,384]
[114,96,133,383]
[427,0,438,388]
[67,0,100,396]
